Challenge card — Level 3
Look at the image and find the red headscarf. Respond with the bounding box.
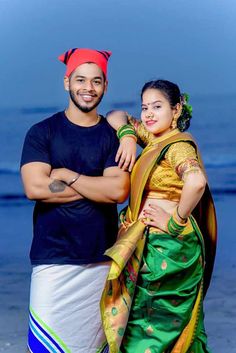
[58,48,112,79]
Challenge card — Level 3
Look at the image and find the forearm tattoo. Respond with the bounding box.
[49,180,66,193]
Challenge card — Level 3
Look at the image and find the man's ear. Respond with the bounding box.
[104,80,108,93]
[64,76,70,91]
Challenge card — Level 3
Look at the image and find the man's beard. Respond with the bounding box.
[69,90,104,113]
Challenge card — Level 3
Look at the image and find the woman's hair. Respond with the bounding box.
[141,79,192,132]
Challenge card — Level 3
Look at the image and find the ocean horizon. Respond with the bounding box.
[0,94,236,202]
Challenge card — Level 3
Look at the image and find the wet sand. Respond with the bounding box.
[0,194,235,352]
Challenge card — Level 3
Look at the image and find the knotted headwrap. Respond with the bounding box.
[58,48,112,79]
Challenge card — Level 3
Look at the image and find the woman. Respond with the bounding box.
[99,79,217,353]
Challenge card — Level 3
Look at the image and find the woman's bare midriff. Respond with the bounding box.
[138,197,178,220]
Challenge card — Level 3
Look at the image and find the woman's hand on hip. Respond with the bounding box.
[142,204,170,232]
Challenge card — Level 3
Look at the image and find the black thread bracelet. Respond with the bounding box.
[176,206,187,222]
[67,173,80,186]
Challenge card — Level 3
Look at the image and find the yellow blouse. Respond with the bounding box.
[128,116,202,202]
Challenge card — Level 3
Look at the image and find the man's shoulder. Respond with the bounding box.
[99,116,117,136]
[32,111,62,128]
[27,111,63,135]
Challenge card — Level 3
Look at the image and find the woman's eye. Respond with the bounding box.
[154,105,161,109]
[141,107,147,111]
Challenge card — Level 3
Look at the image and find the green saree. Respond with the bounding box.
[99,131,217,353]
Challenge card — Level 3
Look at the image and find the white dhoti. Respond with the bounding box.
[28,263,110,353]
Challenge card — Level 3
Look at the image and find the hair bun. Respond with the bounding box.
[178,94,193,132]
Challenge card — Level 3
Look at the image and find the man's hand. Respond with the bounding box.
[21,162,83,203]
[50,168,78,185]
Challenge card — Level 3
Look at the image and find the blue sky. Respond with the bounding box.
[0,0,235,108]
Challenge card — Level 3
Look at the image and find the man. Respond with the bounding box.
[21,48,130,353]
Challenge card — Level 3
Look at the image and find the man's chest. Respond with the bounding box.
[49,130,107,175]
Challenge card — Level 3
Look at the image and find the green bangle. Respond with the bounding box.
[119,130,136,139]
[167,215,185,236]
[169,216,184,230]
[117,129,135,139]
[117,124,136,140]
[120,134,137,142]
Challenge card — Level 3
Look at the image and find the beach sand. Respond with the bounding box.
[0,194,235,352]
[204,194,236,352]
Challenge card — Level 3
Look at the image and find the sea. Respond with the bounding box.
[0,94,235,258]
[1,94,236,240]
[1,95,236,194]
[0,95,235,351]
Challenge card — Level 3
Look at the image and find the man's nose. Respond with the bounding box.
[84,81,94,91]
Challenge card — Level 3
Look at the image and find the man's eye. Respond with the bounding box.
[94,81,101,85]
[77,79,84,82]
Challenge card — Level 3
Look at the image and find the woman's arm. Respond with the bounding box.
[106,110,154,147]
[176,171,206,221]
[173,143,207,221]
[106,110,155,171]
[106,110,128,130]
[143,171,206,231]
[106,111,137,172]
[143,142,206,231]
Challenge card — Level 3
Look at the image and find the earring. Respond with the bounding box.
[171,116,178,129]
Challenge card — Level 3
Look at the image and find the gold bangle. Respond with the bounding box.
[67,173,80,186]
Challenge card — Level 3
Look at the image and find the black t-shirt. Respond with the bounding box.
[21,111,119,265]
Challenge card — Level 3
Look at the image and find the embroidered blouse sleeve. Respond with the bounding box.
[165,142,202,180]
[127,115,155,147]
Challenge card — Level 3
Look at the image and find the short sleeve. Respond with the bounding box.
[166,142,202,180]
[103,127,119,169]
[20,122,51,167]
[127,115,155,147]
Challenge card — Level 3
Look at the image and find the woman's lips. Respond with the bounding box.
[145,120,157,126]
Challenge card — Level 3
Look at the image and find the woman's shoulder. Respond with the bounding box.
[165,140,198,167]
[167,140,196,155]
